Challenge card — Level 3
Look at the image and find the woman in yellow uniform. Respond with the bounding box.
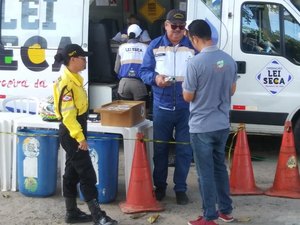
[53,44,117,225]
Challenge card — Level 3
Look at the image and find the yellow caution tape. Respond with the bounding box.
[0,131,190,145]
[227,129,239,168]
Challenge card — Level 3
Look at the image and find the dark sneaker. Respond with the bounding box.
[176,191,189,205]
[218,212,234,222]
[155,188,166,201]
[65,208,93,224]
[95,214,118,225]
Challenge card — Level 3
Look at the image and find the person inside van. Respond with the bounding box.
[114,24,149,103]
[112,14,151,43]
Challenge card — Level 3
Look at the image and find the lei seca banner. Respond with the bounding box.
[0,0,88,98]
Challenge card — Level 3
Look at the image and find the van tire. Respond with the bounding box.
[293,119,300,153]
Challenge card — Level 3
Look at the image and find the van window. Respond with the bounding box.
[284,9,300,64]
[241,3,300,65]
[200,0,222,19]
[241,3,281,55]
[291,0,300,11]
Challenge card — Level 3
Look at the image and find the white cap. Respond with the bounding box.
[127,24,142,38]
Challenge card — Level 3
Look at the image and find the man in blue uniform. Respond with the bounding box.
[140,9,195,205]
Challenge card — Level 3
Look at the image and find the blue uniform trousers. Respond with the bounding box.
[152,106,193,192]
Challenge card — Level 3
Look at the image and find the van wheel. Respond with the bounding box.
[293,119,300,153]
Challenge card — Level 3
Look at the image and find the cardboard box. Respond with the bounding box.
[94,100,146,127]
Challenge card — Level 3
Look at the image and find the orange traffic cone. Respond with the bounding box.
[265,121,300,198]
[119,133,164,213]
[229,124,263,195]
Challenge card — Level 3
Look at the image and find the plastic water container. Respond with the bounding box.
[17,129,59,197]
[79,132,120,203]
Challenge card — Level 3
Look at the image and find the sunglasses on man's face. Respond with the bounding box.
[170,24,185,30]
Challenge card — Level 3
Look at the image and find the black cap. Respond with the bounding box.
[54,44,92,65]
[166,9,186,24]
[63,44,91,58]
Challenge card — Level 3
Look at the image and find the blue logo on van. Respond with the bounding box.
[256,59,293,95]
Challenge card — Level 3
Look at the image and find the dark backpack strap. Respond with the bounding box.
[58,86,78,119]
[58,85,68,119]
[70,89,79,115]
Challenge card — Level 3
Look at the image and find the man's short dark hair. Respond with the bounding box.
[188,20,212,40]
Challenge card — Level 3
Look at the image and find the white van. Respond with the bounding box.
[4,0,300,148]
[187,0,300,150]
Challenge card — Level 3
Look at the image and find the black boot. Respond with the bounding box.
[65,197,93,224]
[87,199,118,225]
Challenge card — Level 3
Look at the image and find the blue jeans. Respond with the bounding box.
[153,107,193,192]
[190,129,232,220]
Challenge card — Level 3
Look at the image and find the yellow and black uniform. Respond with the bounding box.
[53,67,88,141]
[53,67,97,201]
[53,43,117,225]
